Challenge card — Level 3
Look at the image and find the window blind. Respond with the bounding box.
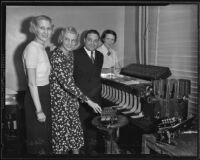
[147,5,198,117]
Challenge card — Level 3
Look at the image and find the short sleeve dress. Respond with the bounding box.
[23,41,52,154]
[49,48,87,154]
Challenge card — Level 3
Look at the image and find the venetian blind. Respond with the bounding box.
[147,5,198,117]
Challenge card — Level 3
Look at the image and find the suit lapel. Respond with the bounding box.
[82,48,91,60]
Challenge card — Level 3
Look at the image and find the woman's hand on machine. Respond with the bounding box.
[86,99,102,114]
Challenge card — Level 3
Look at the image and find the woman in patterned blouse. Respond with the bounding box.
[49,26,102,154]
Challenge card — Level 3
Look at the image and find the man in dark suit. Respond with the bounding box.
[73,30,104,154]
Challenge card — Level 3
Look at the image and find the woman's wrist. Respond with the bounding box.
[85,96,90,102]
[85,99,90,104]
[35,110,43,114]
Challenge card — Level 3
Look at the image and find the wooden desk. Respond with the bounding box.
[142,133,197,157]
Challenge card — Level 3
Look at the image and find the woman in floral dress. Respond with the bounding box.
[49,27,102,154]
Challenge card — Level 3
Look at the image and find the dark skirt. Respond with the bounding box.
[24,84,52,154]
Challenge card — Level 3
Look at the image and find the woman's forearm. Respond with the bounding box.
[28,84,43,112]
[26,68,43,113]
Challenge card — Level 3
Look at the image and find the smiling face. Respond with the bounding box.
[84,33,99,51]
[104,33,115,49]
[35,19,52,44]
[61,32,78,52]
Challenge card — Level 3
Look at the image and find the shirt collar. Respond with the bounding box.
[102,44,108,51]
[84,47,95,57]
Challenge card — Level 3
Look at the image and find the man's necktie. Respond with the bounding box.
[91,51,95,63]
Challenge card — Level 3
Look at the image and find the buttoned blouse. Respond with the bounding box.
[97,44,119,69]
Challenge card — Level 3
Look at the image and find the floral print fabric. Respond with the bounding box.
[49,48,87,154]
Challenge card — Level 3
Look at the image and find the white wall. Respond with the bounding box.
[124,6,138,66]
[6,6,125,91]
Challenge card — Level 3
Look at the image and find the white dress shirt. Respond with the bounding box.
[84,47,95,59]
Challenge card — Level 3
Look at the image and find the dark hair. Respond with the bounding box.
[84,29,100,39]
[101,29,117,43]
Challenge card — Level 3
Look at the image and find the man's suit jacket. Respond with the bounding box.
[73,47,103,105]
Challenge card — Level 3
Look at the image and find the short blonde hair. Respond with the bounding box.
[58,26,79,45]
[29,15,54,34]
